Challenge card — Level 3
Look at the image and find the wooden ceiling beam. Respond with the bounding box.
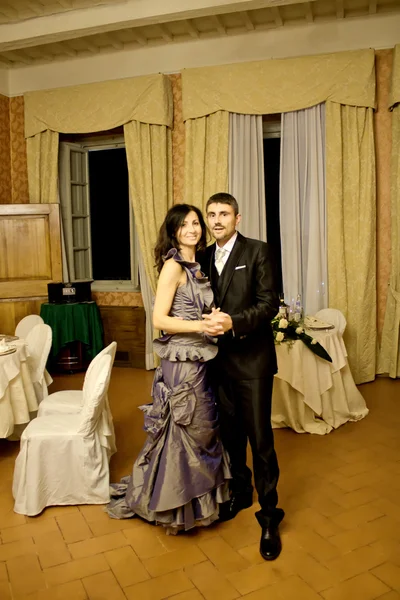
[131,29,147,46]
[305,2,314,22]
[369,0,377,14]
[3,50,33,64]
[0,3,19,19]
[158,24,173,42]
[18,2,44,16]
[271,7,283,27]
[57,0,73,8]
[0,54,13,67]
[184,19,199,38]
[102,32,124,50]
[213,14,227,35]
[81,38,100,53]
[242,11,255,31]
[336,0,344,19]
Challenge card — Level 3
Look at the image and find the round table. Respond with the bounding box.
[272,327,369,434]
[40,302,104,371]
[0,340,38,438]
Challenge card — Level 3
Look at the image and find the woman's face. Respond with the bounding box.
[176,210,202,249]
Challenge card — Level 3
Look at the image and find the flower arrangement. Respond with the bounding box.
[271,317,332,362]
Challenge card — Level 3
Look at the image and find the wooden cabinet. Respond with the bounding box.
[99,306,145,368]
[0,204,62,335]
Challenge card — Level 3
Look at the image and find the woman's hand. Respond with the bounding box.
[202,307,233,334]
[201,318,224,336]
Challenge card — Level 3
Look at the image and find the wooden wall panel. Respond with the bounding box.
[0,297,45,335]
[0,204,61,299]
[0,216,51,281]
[99,306,145,369]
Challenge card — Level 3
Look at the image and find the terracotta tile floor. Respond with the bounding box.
[0,370,399,599]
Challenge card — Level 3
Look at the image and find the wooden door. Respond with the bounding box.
[0,204,62,334]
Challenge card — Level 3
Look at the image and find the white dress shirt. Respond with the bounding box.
[214,232,238,273]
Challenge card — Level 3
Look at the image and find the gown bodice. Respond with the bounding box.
[153,248,218,362]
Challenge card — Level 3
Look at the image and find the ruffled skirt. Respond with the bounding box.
[107,359,231,533]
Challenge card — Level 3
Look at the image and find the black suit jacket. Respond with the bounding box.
[199,232,278,380]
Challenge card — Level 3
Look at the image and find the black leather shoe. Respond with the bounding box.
[218,492,253,522]
[260,525,282,561]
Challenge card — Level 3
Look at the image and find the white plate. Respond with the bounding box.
[0,345,17,356]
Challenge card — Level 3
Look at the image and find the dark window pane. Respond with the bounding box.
[263,137,283,293]
[88,148,131,281]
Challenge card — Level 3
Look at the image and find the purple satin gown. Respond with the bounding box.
[107,249,231,533]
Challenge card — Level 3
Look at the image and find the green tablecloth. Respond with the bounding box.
[40,302,104,362]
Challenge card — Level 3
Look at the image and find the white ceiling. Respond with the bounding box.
[0,0,121,24]
[0,0,399,68]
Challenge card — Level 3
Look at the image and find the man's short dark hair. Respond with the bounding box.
[206,192,239,216]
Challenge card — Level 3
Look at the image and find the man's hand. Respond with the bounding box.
[202,307,233,334]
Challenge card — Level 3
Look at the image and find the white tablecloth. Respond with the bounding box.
[272,328,369,435]
[0,340,38,438]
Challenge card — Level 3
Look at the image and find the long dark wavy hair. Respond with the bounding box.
[154,204,207,274]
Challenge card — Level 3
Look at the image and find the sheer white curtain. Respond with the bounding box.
[280,103,328,315]
[229,113,267,241]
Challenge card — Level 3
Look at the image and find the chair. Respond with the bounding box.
[25,324,53,403]
[13,354,112,516]
[315,308,347,335]
[15,315,44,339]
[37,342,117,455]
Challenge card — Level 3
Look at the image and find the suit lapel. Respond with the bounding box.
[218,233,246,307]
[208,243,218,289]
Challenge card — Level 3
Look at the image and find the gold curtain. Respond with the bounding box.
[184,110,229,214]
[378,45,400,376]
[26,130,59,204]
[25,74,172,138]
[182,50,375,120]
[124,121,173,295]
[326,102,376,384]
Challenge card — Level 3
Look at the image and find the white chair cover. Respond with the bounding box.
[315,308,347,335]
[25,324,53,403]
[15,315,44,339]
[12,354,112,516]
[37,342,117,455]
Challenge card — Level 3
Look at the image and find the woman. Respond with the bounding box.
[107,204,231,533]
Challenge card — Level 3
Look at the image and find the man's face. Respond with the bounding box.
[206,202,241,245]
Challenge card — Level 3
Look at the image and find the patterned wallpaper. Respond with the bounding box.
[92,291,143,307]
[168,73,185,204]
[10,96,29,204]
[0,94,11,204]
[375,49,393,338]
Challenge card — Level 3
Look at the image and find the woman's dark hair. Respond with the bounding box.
[154,204,207,273]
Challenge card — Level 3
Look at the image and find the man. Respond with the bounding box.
[200,192,284,561]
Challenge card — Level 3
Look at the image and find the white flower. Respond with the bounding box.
[311,339,317,345]
[279,318,288,329]
[276,332,285,342]
[296,327,304,334]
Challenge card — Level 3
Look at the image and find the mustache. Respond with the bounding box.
[213,224,224,228]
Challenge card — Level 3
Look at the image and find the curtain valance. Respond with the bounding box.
[389,44,400,109]
[24,73,173,138]
[182,49,375,120]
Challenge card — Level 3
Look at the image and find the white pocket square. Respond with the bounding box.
[235,265,246,270]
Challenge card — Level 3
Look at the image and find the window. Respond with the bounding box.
[59,137,139,291]
[263,118,283,293]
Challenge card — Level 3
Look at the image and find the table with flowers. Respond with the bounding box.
[271,317,368,435]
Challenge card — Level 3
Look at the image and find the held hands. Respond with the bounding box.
[202,307,233,336]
